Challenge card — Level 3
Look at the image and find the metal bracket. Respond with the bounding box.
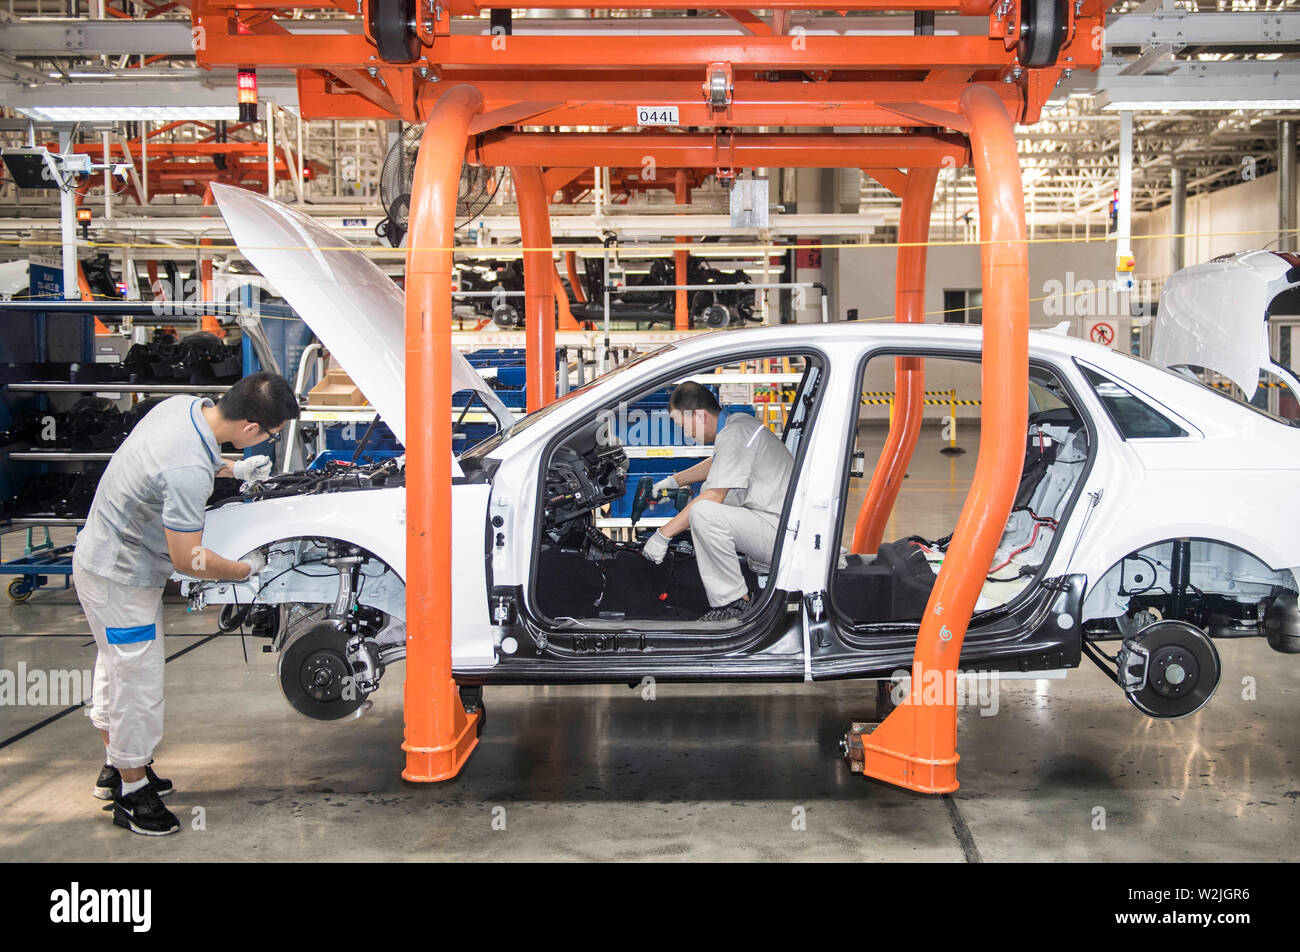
[712,128,737,186]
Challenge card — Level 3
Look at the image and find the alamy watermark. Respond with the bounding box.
[147,274,263,320]
[0,664,92,706]
[50,883,151,932]
[1041,272,1157,319]
[595,402,699,448]
[890,662,1001,716]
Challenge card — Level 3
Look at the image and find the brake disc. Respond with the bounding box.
[278,623,367,721]
[1119,620,1221,719]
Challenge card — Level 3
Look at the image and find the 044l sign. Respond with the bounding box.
[636,106,679,126]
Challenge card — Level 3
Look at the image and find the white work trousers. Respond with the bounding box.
[73,559,166,770]
[687,499,779,607]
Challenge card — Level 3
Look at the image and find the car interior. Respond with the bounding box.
[531,352,820,632]
[832,357,1092,627]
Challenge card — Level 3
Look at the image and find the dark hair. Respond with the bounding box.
[669,381,720,415]
[217,371,300,429]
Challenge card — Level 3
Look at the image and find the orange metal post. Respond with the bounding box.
[857,84,1028,793]
[402,84,484,783]
[851,166,938,553]
[514,165,556,411]
[199,185,225,337]
[564,250,586,304]
[553,261,580,331]
[674,169,690,331]
[77,264,113,334]
[76,263,94,302]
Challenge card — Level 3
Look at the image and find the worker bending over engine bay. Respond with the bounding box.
[642,382,794,621]
[72,372,300,836]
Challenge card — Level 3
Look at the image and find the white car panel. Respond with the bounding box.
[211,184,513,471]
[1151,249,1299,399]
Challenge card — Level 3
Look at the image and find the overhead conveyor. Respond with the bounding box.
[188,0,1113,792]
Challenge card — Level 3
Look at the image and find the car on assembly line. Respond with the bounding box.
[182,186,1300,740]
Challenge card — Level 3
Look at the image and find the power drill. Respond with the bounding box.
[630,475,690,525]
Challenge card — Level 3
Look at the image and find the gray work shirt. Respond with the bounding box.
[701,411,794,519]
[74,395,221,588]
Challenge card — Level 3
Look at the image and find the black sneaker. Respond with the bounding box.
[113,782,180,836]
[700,596,753,623]
[94,762,173,801]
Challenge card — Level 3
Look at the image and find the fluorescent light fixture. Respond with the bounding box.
[1099,99,1300,111]
[12,105,240,122]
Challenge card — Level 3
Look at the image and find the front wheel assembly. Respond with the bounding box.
[279,623,369,721]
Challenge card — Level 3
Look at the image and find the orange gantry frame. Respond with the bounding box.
[187,2,1109,793]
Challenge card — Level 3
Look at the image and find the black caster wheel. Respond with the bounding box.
[369,0,420,64]
[1018,0,1070,68]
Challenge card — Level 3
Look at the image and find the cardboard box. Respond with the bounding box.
[308,367,368,406]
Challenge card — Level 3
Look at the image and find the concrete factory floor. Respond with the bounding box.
[2,426,1297,861]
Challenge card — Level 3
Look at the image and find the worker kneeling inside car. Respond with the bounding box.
[641,381,794,622]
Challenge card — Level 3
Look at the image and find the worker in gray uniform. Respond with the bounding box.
[72,371,300,836]
[641,381,794,621]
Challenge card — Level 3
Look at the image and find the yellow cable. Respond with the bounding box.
[0,226,1295,255]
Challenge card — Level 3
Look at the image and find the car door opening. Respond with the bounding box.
[528,351,822,639]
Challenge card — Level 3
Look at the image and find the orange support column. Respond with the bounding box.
[199,185,225,337]
[674,169,690,330]
[402,85,484,783]
[514,165,556,412]
[77,264,112,335]
[553,261,580,331]
[564,250,586,304]
[851,166,938,554]
[855,85,1028,793]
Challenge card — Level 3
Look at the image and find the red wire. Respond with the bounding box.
[989,521,1056,575]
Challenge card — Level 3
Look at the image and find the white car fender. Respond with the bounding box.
[182,484,498,667]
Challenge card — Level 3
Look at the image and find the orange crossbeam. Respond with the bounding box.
[201,33,1018,70]
[472,132,969,170]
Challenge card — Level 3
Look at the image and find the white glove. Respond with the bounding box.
[642,531,669,564]
[232,455,272,482]
[239,549,266,580]
[651,475,679,498]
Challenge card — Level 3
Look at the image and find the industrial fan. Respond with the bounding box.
[376,123,502,247]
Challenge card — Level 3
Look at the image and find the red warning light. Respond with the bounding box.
[237,67,258,123]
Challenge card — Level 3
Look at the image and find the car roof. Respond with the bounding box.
[661,320,1118,364]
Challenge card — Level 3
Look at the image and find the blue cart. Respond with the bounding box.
[0,522,78,602]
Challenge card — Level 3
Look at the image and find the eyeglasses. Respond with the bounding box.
[257,425,283,445]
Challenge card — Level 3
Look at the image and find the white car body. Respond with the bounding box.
[182,189,1300,720]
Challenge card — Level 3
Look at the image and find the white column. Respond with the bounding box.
[1117,110,1134,290]
[266,104,276,198]
[59,128,77,299]
[141,121,149,205]
[102,131,112,219]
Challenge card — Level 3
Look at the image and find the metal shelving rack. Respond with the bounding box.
[0,299,246,599]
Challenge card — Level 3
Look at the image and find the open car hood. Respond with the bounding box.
[212,184,512,463]
[1151,250,1300,399]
